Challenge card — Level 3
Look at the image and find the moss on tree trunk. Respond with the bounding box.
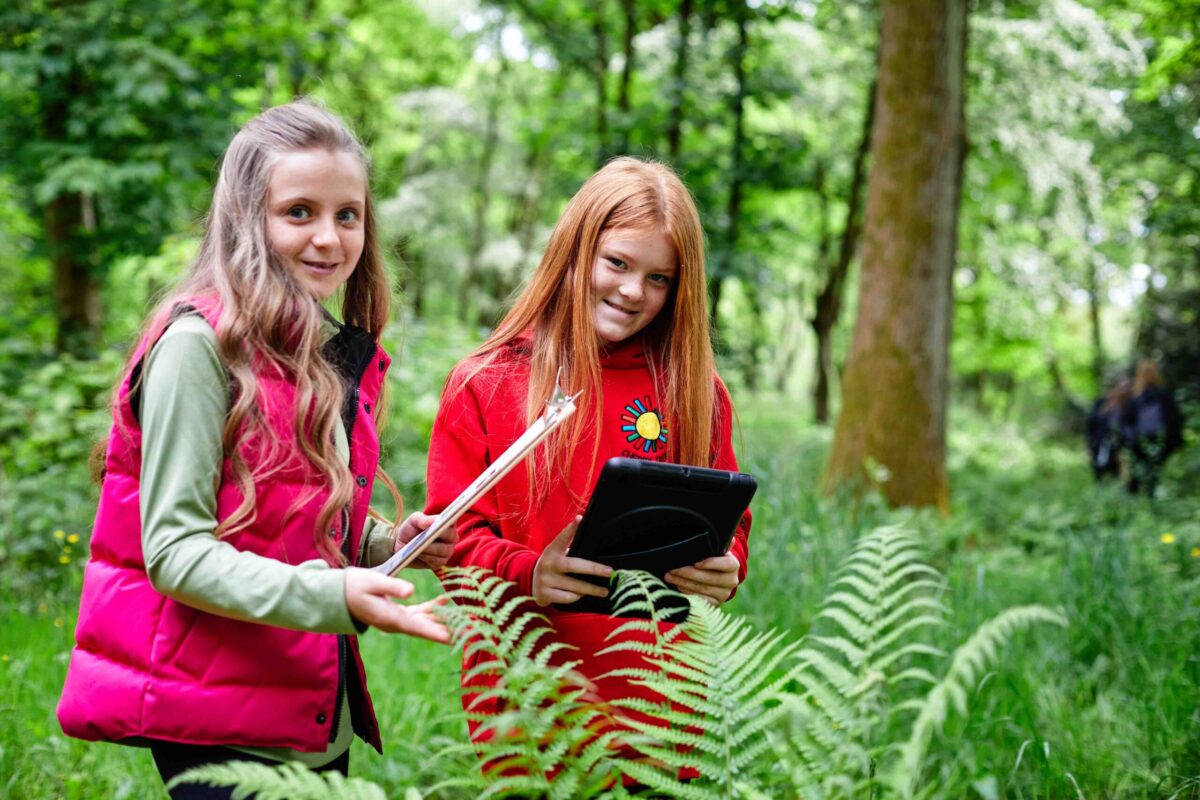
[821,0,968,512]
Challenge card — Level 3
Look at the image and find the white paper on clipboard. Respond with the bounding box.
[373,378,578,578]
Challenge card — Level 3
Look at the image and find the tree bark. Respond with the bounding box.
[591,2,610,165]
[615,0,636,155]
[710,5,748,331]
[821,0,968,512]
[41,51,100,355]
[666,0,693,160]
[460,29,507,324]
[1087,257,1104,389]
[811,76,876,424]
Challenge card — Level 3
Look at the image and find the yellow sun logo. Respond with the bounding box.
[621,396,668,454]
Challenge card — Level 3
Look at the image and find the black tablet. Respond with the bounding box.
[561,457,757,615]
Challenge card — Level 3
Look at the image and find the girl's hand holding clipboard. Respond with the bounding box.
[393,512,458,570]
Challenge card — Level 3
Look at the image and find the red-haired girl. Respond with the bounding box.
[425,156,751,762]
[57,101,454,799]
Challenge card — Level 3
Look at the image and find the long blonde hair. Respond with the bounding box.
[124,101,390,564]
[457,157,718,495]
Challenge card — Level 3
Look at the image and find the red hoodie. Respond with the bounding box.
[425,333,751,742]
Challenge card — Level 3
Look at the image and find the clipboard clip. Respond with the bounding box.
[545,367,582,424]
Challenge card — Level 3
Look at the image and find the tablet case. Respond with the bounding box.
[561,457,757,617]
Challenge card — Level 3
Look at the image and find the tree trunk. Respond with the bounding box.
[591,2,610,165]
[1087,257,1104,390]
[615,0,636,155]
[666,0,693,160]
[41,53,100,356]
[710,6,748,332]
[821,0,968,512]
[47,193,100,355]
[811,76,876,424]
[460,29,507,324]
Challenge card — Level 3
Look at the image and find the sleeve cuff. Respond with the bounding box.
[510,550,541,598]
[322,568,364,635]
[360,517,397,568]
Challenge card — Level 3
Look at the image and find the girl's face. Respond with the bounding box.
[266,149,366,301]
[591,227,677,345]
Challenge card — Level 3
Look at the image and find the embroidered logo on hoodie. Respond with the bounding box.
[621,395,668,454]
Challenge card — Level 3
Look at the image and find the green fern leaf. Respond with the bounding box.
[167,760,387,800]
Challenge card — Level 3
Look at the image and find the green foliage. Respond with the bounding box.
[168,760,393,800]
[600,572,803,799]
[429,530,1062,799]
[434,568,627,798]
[0,348,122,595]
[1,402,1197,797]
[0,0,265,268]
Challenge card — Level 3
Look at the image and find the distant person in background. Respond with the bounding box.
[1085,378,1132,482]
[1124,360,1185,497]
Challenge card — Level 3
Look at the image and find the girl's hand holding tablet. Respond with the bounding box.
[665,553,741,606]
[532,517,613,607]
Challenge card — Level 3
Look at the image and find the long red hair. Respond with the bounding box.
[453,157,719,496]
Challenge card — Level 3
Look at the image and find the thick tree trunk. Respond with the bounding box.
[811,77,876,424]
[821,0,968,512]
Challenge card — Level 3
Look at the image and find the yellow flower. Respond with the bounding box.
[58,555,70,564]
[1160,533,1176,545]
[1,654,9,663]
[67,533,79,544]
[54,529,65,540]
[54,617,65,628]
[1191,548,1200,558]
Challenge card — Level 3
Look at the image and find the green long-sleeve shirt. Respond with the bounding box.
[138,313,395,765]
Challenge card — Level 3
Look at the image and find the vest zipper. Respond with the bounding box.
[330,633,347,743]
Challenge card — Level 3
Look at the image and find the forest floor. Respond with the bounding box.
[2,400,1197,798]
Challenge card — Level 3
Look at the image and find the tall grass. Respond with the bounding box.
[1,397,1196,797]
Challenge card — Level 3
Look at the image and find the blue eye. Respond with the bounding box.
[337,208,359,223]
[607,257,626,269]
[650,273,673,286]
[286,206,311,220]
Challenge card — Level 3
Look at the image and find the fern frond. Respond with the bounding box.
[167,760,387,800]
[886,605,1067,798]
[601,578,802,797]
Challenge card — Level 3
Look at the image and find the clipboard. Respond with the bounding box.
[373,378,579,577]
[561,457,756,616]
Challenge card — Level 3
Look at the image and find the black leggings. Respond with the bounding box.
[150,741,349,800]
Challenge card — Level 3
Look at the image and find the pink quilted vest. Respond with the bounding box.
[57,298,390,753]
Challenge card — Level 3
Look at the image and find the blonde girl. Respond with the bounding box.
[58,101,454,798]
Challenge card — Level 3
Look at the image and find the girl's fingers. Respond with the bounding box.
[546,516,583,553]
[542,588,582,605]
[416,542,454,565]
[688,554,740,572]
[666,574,732,603]
[559,556,613,579]
[390,606,450,643]
[666,567,737,588]
[552,574,609,598]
